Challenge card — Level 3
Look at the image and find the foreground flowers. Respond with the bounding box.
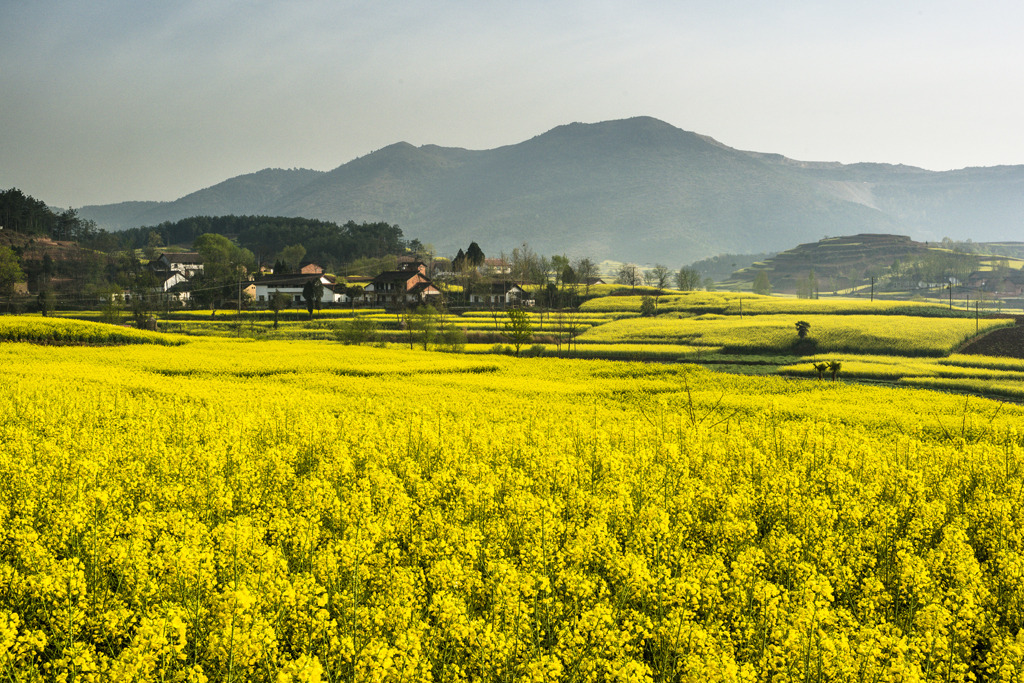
[0,339,1022,681]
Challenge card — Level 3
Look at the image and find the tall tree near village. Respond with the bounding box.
[616,263,640,290]
[649,264,671,290]
[302,278,324,319]
[465,242,485,269]
[192,233,256,312]
[573,257,598,297]
[675,266,701,291]
[279,244,307,273]
[452,248,466,272]
[0,246,25,313]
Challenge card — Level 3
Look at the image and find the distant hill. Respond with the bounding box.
[724,234,1024,295]
[725,234,932,293]
[79,168,326,231]
[77,118,1024,263]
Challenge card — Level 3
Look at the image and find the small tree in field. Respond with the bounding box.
[813,362,829,380]
[269,290,289,329]
[795,320,810,338]
[408,305,439,350]
[828,360,842,382]
[38,290,56,316]
[505,309,533,357]
[302,279,324,319]
[640,296,657,317]
[675,266,701,291]
[752,271,771,295]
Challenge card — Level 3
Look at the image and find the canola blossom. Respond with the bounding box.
[0,339,1023,681]
[577,315,1010,357]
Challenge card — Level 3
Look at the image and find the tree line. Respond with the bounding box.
[0,188,103,243]
[121,215,420,273]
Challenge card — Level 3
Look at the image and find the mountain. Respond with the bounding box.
[79,168,326,231]
[77,118,1024,263]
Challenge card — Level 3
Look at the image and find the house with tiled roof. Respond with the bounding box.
[365,262,441,305]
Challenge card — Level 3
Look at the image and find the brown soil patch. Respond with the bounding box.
[959,319,1024,358]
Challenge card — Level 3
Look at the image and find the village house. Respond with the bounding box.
[150,271,191,303]
[364,262,442,306]
[482,258,511,275]
[299,261,324,275]
[468,282,528,306]
[154,252,204,277]
[252,274,340,305]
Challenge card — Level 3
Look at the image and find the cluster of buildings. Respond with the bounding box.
[147,253,530,309]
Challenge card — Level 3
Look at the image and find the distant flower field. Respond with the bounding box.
[579,292,973,317]
[577,314,1011,356]
[1,340,1023,681]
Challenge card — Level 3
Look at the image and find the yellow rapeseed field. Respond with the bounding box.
[1,339,1023,681]
[577,315,1011,356]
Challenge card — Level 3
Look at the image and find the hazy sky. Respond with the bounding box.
[2,0,1022,208]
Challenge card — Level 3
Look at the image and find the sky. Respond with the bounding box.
[2,0,1023,208]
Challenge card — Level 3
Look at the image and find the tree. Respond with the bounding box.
[278,244,307,273]
[452,248,466,273]
[269,290,290,329]
[99,287,124,324]
[675,266,701,291]
[649,264,671,290]
[0,246,25,313]
[505,309,533,357]
[813,362,829,380]
[143,230,163,261]
[511,243,547,285]
[828,360,842,382]
[192,233,256,313]
[550,255,570,287]
[797,270,818,299]
[752,271,771,295]
[640,296,657,317]
[437,325,466,353]
[129,271,158,327]
[573,257,598,297]
[302,278,324,319]
[37,289,56,316]
[335,315,379,345]
[344,284,363,312]
[615,263,640,289]
[408,305,439,350]
[795,320,811,338]
[465,242,485,269]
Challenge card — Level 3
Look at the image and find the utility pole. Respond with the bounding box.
[870,276,875,302]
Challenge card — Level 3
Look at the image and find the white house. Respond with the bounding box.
[152,271,191,303]
[469,282,528,306]
[155,253,204,277]
[252,274,337,305]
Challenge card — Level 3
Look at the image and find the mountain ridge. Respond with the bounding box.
[77,117,1024,263]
